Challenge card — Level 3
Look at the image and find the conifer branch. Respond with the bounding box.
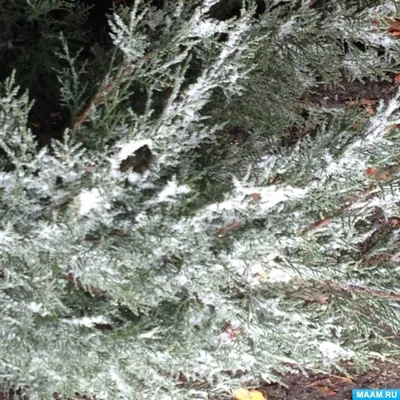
[325,280,400,302]
[74,65,135,126]
[64,272,113,300]
[301,188,380,236]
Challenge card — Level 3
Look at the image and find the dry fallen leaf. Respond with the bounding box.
[365,104,375,116]
[346,98,377,107]
[315,386,337,396]
[360,99,377,106]
[385,17,400,33]
[346,99,377,115]
[365,167,391,181]
[232,388,266,400]
[365,167,377,176]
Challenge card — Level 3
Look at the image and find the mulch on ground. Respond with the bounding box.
[254,359,400,400]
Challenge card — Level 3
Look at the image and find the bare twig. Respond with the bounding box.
[74,65,134,126]
[325,280,400,302]
[301,188,380,236]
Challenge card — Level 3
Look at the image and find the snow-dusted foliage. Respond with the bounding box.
[1,1,400,399]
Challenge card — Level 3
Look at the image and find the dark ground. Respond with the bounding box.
[255,359,400,400]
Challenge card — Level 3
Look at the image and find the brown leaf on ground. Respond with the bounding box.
[232,388,265,400]
[258,359,400,400]
[365,104,375,115]
[385,17,400,33]
[346,98,377,106]
[313,386,337,396]
[346,99,377,115]
[365,166,377,176]
[365,167,391,181]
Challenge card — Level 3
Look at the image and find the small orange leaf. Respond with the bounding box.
[365,167,391,181]
[390,31,400,37]
[315,386,337,396]
[365,167,377,176]
[385,17,400,32]
[232,388,266,400]
[394,74,400,83]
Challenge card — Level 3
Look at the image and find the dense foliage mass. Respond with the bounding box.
[1,0,400,399]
